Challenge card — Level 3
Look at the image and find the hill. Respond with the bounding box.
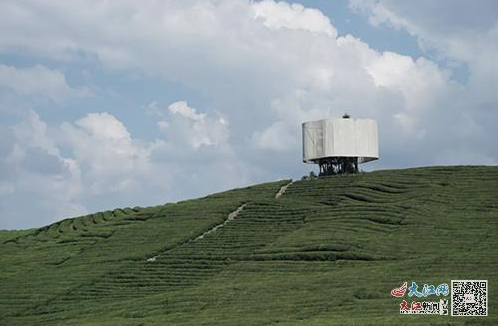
[1,166,497,325]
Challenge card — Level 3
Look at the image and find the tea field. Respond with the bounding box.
[1,166,497,325]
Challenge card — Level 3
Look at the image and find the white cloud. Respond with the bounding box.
[168,101,206,122]
[252,0,337,37]
[158,101,231,151]
[0,111,86,228]
[349,0,498,96]
[0,106,247,228]
[0,64,91,101]
[60,112,158,195]
[1,0,497,228]
[1,110,168,228]
[348,0,498,164]
[251,120,296,152]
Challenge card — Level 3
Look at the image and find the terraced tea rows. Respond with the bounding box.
[1,166,497,325]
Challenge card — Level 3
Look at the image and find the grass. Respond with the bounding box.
[1,166,497,325]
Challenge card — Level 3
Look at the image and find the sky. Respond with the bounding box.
[1,0,497,229]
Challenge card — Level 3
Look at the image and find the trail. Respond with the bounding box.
[193,203,247,241]
[275,180,294,199]
[146,203,247,262]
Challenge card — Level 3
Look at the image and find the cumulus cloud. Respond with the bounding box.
[61,113,148,194]
[0,64,91,101]
[0,103,247,228]
[0,0,497,228]
[0,110,166,228]
[161,101,231,151]
[0,111,86,228]
[349,0,498,96]
[251,121,297,152]
[252,1,337,37]
[349,0,498,165]
[150,101,249,193]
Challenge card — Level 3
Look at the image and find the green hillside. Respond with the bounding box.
[1,166,497,325]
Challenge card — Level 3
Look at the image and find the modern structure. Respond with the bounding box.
[302,115,378,176]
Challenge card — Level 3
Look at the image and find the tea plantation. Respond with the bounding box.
[1,166,497,325]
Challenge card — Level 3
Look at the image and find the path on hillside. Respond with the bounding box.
[193,203,247,241]
[146,203,247,262]
[275,180,294,199]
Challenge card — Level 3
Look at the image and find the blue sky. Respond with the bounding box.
[1,0,497,229]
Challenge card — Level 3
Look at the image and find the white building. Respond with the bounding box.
[302,116,378,175]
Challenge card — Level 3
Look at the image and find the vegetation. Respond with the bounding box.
[1,166,497,325]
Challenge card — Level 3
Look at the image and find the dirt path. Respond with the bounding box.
[146,203,247,262]
[275,180,294,199]
[194,203,246,241]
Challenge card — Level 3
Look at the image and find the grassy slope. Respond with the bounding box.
[1,166,497,326]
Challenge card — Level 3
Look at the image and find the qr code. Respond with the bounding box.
[451,280,487,316]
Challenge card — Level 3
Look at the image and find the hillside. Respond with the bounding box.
[1,166,497,325]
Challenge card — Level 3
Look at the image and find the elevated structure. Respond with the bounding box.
[302,116,378,176]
